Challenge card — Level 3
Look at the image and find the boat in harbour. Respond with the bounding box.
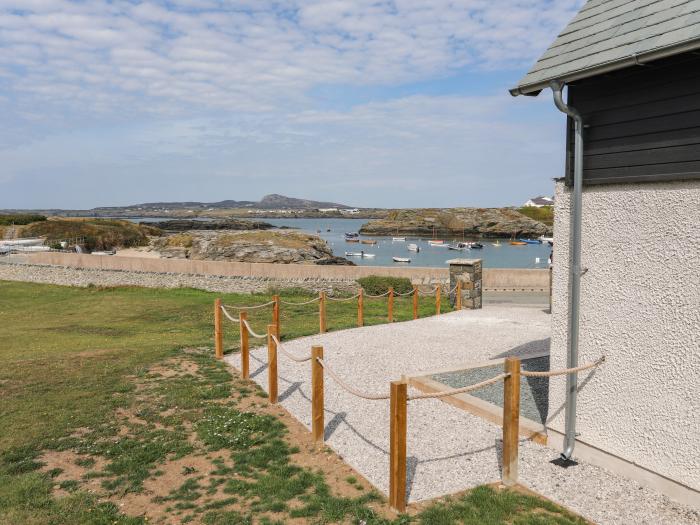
[518,238,541,244]
[510,241,527,245]
[492,240,502,247]
[471,242,484,249]
[344,232,359,239]
[345,251,375,258]
[392,237,406,242]
[448,242,469,251]
[361,239,377,245]
[392,257,411,263]
[345,238,360,243]
[538,235,553,243]
[407,243,420,252]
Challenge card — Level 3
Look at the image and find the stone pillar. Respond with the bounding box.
[447,259,482,309]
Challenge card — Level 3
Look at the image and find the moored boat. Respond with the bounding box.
[345,238,360,243]
[407,243,420,252]
[344,232,359,238]
[392,237,406,242]
[471,242,484,249]
[361,239,377,245]
[510,241,527,245]
[392,256,411,263]
[518,238,541,244]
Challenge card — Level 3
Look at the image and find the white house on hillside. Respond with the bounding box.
[523,196,554,207]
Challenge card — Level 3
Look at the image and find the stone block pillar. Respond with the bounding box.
[447,259,482,309]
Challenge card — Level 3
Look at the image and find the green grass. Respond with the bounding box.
[0,280,586,524]
[517,206,554,227]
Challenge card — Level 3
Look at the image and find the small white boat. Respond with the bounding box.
[407,243,420,252]
[538,235,554,243]
[0,237,45,247]
[427,240,444,245]
[392,237,406,242]
[345,252,375,258]
[392,257,411,263]
[362,253,375,258]
[428,241,449,248]
[492,240,502,247]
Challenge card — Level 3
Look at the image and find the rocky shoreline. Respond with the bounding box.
[359,208,551,238]
[147,229,354,265]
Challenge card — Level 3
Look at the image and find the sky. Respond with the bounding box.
[0,0,584,210]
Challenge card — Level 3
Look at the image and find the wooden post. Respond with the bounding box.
[456,281,462,310]
[435,285,441,316]
[214,298,223,359]
[267,324,278,403]
[412,286,418,320]
[502,357,521,486]
[388,287,394,323]
[311,345,324,443]
[273,294,281,340]
[357,289,364,327]
[389,380,408,513]
[239,311,249,379]
[319,291,327,333]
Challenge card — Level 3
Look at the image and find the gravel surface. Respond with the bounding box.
[226,306,698,525]
[433,355,550,424]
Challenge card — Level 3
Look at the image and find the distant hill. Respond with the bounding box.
[94,194,351,211]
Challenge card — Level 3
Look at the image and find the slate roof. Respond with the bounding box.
[511,0,700,96]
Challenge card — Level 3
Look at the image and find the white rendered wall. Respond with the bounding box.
[550,179,700,491]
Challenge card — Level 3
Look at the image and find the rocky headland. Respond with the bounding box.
[150,230,353,265]
[142,219,274,231]
[358,208,551,238]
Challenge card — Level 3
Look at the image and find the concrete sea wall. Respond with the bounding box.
[1,252,551,292]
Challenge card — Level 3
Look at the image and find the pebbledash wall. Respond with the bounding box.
[15,252,551,292]
[550,179,700,500]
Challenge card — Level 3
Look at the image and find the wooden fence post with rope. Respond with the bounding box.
[267,324,278,403]
[412,286,418,319]
[319,291,327,333]
[214,298,223,359]
[311,345,324,443]
[389,380,408,513]
[357,289,364,327]
[239,311,249,379]
[456,281,462,310]
[435,285,441,316]
[502,357,521,486]
[388,287,394,323]
[273,294,281,340]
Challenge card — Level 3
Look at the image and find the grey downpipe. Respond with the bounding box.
[550,80,583,461]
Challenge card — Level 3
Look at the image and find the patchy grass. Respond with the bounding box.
[19,218,160,251]
[0,280,587,524]
[517,206,554,227]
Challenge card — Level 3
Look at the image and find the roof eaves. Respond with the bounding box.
[510,35,700,97]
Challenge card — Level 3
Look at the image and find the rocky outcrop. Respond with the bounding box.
[358,208,551,238]
[142,219,273,231]
[151,230,354,265]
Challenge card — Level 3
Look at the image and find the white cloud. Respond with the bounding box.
[0,0,583,115]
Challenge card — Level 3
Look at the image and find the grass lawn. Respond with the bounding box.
[0,280,587,524]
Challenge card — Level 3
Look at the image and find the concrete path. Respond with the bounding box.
[225,306,698,525]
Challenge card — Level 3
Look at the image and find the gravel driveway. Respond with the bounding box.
[226,306,698,525]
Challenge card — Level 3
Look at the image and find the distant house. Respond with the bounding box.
[340,208,360,215]
[511,0,699,510]
[317,208,338,213]
[522,196,553,208]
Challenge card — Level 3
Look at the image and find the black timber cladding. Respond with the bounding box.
[565,51,700,186]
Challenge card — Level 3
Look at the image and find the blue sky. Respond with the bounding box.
[0,0,584,209]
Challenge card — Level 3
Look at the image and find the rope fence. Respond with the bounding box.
[521,356,605,377]
[316,357,390,401]
[407,373,509,400]
[271,335,312,363]
[222,300,275,310]
[241,319,267,339]
[222,308,607,514]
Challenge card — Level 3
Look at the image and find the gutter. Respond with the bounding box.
[510,37,700,96]
[550,80,583,461]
